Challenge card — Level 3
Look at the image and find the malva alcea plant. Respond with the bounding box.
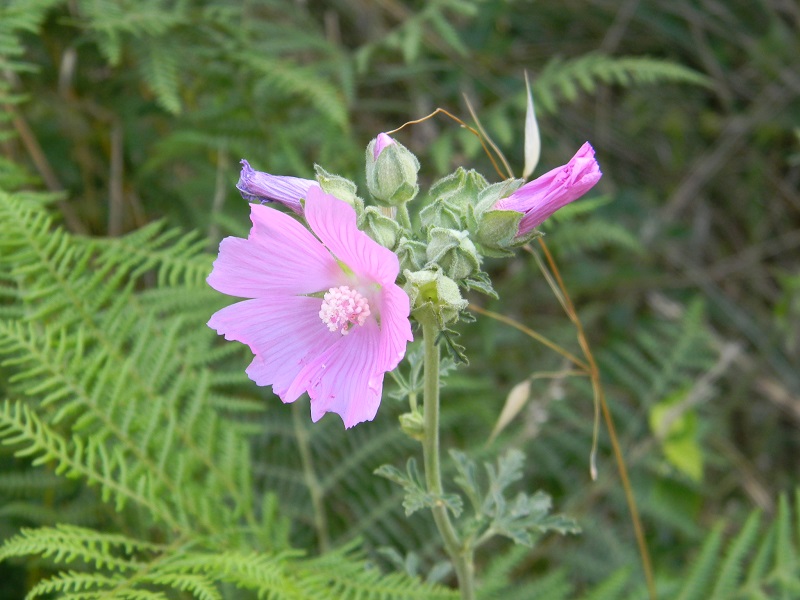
[207,106,601,597]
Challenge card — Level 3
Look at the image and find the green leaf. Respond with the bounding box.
[649,388,705,482]
[375,459,463,517]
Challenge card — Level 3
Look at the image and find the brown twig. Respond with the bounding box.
[533,238,657,600]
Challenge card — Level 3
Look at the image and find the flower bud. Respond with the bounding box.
[425,228,480,282]
[429,167,488,213]
[419,198,462,231]
[403,269,468,327]
[366,133,420,206]
[399,410,425,441]
[395,237,428,272]
[237,159,316,214]
[493,142,601,235]
[361,206,402,250]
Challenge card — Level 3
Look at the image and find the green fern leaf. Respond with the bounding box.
[535,53,711,113]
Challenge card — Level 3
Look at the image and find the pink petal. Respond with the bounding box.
[376,283,414,372]
[304,187,400,286]
[207,203,339,298]
[208,296,339,398]
[372,133,396,159]
[287,320,385,428]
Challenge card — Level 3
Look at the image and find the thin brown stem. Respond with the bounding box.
[533,238,657,600]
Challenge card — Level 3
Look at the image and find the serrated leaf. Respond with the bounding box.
[450,450,482,512]
[375,459,463,517]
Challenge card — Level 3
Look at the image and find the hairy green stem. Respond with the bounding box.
[422,322,475,599]
[397,203,412,232]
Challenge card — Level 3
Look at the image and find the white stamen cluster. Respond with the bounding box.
[319,285,371,335]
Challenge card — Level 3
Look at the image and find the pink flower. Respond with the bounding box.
[207,186,413,428]
[494,142,602,235]
[236,159,317,214]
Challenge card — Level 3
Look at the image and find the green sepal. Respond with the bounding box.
[425,227,481,282]
[474,209,524,253]
[473,178,524,217]
[403,268,468,327]
[396,237,428,273]
[314,164,363,214]
[428,167,488,214]
[360,206,402,250]
[462,270,498,299]
[419,198,463,231]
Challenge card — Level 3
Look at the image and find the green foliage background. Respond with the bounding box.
[1,0,798,598]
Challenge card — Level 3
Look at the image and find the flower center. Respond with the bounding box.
[319,285,371,335]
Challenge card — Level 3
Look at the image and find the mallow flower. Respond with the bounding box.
[494,142,602,236]
[207,186,413,428]
[236,159,317,214]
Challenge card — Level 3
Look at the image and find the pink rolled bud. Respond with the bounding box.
[236,159,317,214]
[494,142,602,235]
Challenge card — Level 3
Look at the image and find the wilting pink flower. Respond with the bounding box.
[207,186,413,428]
[494,142,602,235]
[236,159,317,214]
[372,132,396,159]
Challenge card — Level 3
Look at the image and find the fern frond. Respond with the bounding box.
[599,299,715,407]
[296,541,459,599]
[695,511,758,598]
[0,191,263,537]
[26,571,129,598]
[138,37,183,115]
[535,53,711,113]
[0,0,63,70]
[239,53,349,129]
[576,567,631,600]
[675,522,726,600]
[0,399,185,530]
[0,524,161,571]
[544,217,644,258]
[79,0,187,65]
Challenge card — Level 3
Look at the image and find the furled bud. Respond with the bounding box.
[237,159,316,214]
[425,228,481,281]
[493,142,602,236]
[403,269,468,327]
[365,133,420,206]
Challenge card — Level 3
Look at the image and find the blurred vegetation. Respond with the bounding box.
[1,0,798,598]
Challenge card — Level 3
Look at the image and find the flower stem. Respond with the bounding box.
[397,203,412,231]
[422,322,475,599]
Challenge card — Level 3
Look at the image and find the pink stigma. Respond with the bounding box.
[319,285,371,335]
